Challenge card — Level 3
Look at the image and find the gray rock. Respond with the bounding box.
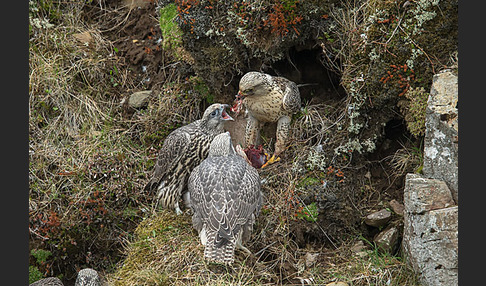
[402,174,458,286]
[403,174,455,214]
[127,90,151,109]
[423,69,458,203]
[30,277,64,286]
[364,209,392,227]
[373,226,399,255]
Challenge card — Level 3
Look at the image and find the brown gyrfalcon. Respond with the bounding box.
[232,71,301,167]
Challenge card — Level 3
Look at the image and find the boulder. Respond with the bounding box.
[423,70,458,203]
[364,209,392,228]
[402,174,458,286]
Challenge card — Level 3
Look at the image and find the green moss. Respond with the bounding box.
[106,211,201,286]
[159,3,183,51]
[29,266,44,284]
[401,87,428,137]
[190,76,214,104]
[297,176,321,188]
[31,249,52,264]
[296,202,319,222]
[143,129,171,146]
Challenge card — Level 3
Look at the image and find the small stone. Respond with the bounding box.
[351,241,369,258]
[127,90,151,109]
[350,240,367,253]
[304,252,319,268]
[374,226,399,254]
[326,282,349,286]
[389,199,404,216]
[73,31,93,49]
[364,209,392,227]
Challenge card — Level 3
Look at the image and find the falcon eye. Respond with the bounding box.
[210,110,218,117]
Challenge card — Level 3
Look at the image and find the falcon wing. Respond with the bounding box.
[190,155,261,246]
[234,158,262,242]
[275,77,301,113]
[144,128,191,192]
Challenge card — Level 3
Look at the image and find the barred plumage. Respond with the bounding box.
[144,104,233,214]
[189,132,262,264]
[232,71,301,167]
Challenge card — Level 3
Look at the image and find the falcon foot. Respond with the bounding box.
[236,241,252,256]
[261,154,280,168]
[174,202,183,215]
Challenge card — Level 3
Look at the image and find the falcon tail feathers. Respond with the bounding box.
[214,235,230,248]
[204,230,236,264]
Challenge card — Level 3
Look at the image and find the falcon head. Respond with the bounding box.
[238,71,272,97]
[208,131,235,157]
[203,103,234,129]
[231,71,272,114]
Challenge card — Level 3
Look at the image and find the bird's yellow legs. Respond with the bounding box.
[261,153,280,168]
[261,115,290,168]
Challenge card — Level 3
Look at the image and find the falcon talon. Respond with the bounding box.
[261,155,280,168]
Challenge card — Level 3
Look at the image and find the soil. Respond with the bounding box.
[70,0,419,284]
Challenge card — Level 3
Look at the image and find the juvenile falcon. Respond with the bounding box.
[188,132,262,264]
[144,104,234,215]
[231,71,301,167]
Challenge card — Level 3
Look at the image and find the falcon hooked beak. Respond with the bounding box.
[221,104,234,121]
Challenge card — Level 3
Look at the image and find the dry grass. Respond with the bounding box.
[106,210,419,286]
[28,0,201,282]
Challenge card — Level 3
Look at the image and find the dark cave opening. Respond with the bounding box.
[239,45,346,105]
[384,118,407,141]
